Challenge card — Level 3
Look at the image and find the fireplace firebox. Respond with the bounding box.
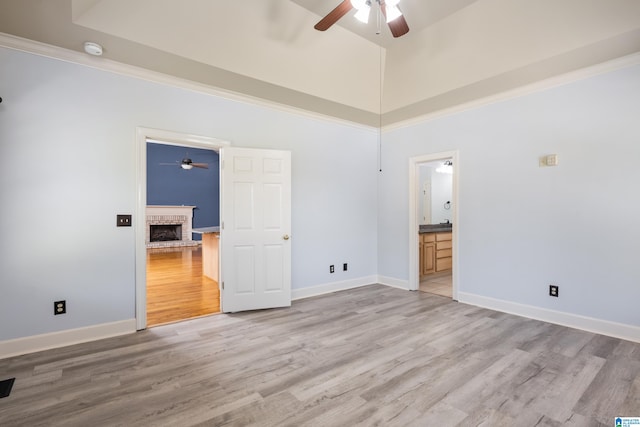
[150,224,182,242]
[146,205,197,248]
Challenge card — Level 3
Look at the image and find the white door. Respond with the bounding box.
[220,147,292,312]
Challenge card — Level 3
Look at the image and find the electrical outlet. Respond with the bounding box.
[549,285,559,297]
[117,214,132,227]
[54,300,66,315]
[343,263,348,271]
[329,265,335,273]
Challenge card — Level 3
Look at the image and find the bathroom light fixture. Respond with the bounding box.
[83,42,103,56]
[436,160,453,174]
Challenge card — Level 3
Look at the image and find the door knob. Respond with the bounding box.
[283,234,290,240]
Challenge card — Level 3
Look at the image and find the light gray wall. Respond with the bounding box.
[2,44,638,343]
[0,47,378,341]
[378,63,640,327]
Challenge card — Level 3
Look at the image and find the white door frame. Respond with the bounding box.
[135,127,230,330]
[408,150,459,298]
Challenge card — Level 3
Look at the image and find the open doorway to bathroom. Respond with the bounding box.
[409,152,457,299]
[417,158,453,298]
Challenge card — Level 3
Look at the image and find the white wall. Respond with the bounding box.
[379,62,640,328]
[0,46,378,342]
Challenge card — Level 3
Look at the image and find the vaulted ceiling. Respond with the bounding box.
[1,0,639,126]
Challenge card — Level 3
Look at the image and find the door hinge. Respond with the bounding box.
[221,282,224,290]
[222,221,224,230]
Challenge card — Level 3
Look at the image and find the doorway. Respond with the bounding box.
[417,159,453,298]
[135,128,230,330]
[408,151,459,299]
[145,141,220,326]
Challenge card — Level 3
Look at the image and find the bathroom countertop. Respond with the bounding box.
[419,224,453,234]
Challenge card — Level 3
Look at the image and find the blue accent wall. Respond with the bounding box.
[147,143,219,240]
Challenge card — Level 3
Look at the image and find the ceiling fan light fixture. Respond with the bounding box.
[181,158,194,170]
[354,5,371,23]
[314,0,409,37]
[385,5,402,23]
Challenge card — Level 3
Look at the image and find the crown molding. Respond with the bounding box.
[382,51,640,133]
[0,32,378,132]
[6,31,638,137]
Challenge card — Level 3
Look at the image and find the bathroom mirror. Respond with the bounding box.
[418,159,453,225]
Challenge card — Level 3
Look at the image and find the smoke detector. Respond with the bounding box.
[83,42,103,56]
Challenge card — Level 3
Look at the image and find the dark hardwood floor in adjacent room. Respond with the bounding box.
[146,246,220,327]
[1,285,638,426]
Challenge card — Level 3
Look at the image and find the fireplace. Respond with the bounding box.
[146,205,198,248]
[150,224,182,242]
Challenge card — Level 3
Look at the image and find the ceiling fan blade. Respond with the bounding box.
[388,15,409,38]
[191,163,209,169]
[159,162,179,166]
[314,0,353,31]
[381,4,410,38]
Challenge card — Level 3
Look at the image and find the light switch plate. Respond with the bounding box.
[117,214,132,227]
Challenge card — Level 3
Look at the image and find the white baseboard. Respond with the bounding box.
[458,292,640,343]
[0,319,137,360]
[377,275,410,291]
[292,276,378,300]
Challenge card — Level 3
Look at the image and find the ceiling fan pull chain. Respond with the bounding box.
[376,0,382,35]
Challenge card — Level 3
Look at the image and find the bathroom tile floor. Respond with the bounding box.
[419,273,452,298]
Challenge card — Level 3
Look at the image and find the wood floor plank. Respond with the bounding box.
[573,358,640,424]
[527,352,606,423]
[146,246,220,326]
[1,284,639,426]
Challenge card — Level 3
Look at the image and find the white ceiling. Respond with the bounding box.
[291,0,480,47]
[1,0,639,126]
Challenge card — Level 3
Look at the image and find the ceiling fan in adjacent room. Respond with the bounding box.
[314,0,409,38]
[160,154,209,170]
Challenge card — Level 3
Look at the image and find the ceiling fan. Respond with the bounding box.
[160,153,209,170]
[314,0,409,38]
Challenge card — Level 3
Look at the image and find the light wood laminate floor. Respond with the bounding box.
[146,246,220,327]
[1,285,639,426]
